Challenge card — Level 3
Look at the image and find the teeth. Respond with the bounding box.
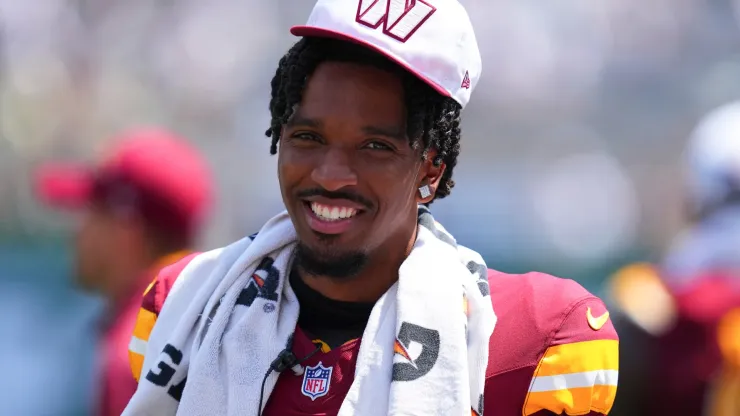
[311,202,357,221]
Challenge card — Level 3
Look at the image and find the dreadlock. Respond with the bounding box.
[264,37,462,203]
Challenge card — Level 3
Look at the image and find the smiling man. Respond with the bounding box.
[124,1,618,415]
[278,56,444,300]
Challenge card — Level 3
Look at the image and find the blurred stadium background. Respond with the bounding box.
[1,0,740,414]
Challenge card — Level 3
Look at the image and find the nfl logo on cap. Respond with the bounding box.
[301,362,333,401]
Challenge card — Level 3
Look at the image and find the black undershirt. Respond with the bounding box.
[290,269,374,348]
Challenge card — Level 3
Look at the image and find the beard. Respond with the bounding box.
[293,238,368,279]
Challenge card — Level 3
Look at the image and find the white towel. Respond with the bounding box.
[123,206,496,416]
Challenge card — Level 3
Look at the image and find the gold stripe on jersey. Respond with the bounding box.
[143,278,156,297]
[129,349,145,382]
[707,309,740,416]
[718,308,740,368]
[129,308,157,381]
[133,309,157,342]
[524,340,619,415]
[127,251,191,382]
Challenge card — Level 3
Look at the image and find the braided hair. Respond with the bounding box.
[265,37,463,203]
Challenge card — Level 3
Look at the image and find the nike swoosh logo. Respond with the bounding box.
[587,307,610,331]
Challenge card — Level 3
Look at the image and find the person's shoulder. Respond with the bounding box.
[142,234,259,315]
[142,253,202,316]
[488,269,600,311]
[486,269,618,372]
[128,235,255,381]
[129,252,201,381]
[484,269,618,415]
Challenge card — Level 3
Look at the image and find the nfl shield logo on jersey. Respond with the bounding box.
[301,361,332,401]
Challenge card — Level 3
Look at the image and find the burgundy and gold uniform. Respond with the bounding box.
[609,263,740,416]
[129,256,618,415]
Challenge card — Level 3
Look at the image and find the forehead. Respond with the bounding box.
[295,61,406,128]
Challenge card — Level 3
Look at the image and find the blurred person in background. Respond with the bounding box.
[124,0,618,415]
[34,128,213,416]
[607,101,740,416]
[707,307,740,415]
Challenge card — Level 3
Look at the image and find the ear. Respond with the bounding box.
[416,148,446,204]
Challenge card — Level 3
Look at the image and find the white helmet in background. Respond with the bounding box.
[685,101,740,218]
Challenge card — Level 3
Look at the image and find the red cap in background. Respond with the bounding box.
[35,128,213,242]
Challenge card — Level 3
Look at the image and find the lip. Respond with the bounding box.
[302,201,361,235]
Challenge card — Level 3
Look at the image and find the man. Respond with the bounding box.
[35,128,212,416]
[607,101,740,415]
[125,1,618,415]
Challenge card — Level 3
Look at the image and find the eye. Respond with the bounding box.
[364,141,394,151]
[292,132,321,142]
[287,131,323,147]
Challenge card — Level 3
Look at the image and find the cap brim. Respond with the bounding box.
[34,163,93,209]
[290,25,450,98]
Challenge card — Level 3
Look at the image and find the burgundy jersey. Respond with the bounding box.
[262,328,359,414]
[130,257,619,415]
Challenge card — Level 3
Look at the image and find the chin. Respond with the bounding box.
[294,240,368,279]
[303,234,352,257]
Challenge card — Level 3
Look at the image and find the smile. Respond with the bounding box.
[310,202,358,221]
[303,201,364,235]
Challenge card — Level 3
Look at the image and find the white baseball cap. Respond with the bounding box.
[685,101,740,212]
[291,0,481,109]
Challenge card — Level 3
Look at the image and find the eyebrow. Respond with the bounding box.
[361,125,406,143]
[285,114,322,129]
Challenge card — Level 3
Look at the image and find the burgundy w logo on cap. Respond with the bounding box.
[355,0,436,43]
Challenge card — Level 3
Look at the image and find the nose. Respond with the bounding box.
[311,148,358,191]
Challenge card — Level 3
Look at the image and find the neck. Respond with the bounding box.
[103,249,173,308]
[297,225,418,303]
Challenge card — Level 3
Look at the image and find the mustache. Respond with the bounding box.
[297,188,373,210]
